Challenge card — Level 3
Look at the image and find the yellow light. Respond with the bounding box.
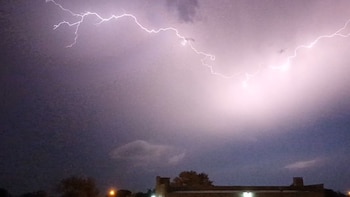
[109,190,116,196]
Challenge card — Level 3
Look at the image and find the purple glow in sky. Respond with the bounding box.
[1,0,350,195]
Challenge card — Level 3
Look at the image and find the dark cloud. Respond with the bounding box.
[166,0,199,23]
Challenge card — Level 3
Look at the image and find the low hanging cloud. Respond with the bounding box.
[110,140,186,167]
[166,0,199,23]
[284,159,321,170]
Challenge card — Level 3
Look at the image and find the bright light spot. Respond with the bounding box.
[243,192,253,197]
[181,40,187,46]
[151,195,156,197]
[241,73,253,89]
[109,190,116,196]
[280,61,290,72]
[269,61,290,72]
[242,81,248,89]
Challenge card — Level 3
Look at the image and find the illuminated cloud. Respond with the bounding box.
[168,152,186,165]
[110,140,185,166]
[284,159,320,170]
[166,0,199,23]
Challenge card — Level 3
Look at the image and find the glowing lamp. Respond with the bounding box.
[109,189,116,196]
[243,192,253,197]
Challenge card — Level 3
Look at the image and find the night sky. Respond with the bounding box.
[1,0,350,195]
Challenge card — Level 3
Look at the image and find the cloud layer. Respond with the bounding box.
[110,140,185,167]
[284,159,321,170]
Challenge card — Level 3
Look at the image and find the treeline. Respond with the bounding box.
[0,171,348,197]
[0,175,152,197]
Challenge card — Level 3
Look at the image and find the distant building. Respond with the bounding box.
[155,177,324,197]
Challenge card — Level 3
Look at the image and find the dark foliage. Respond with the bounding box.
[133,189,154,197]
[115,189,131,197]
[56,176,99,197]
[0,188,11,197]
[171,170,213,187]
[20,191,48,197]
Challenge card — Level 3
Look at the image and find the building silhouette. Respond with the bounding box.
[155,177,324,197]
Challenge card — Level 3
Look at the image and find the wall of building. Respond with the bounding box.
[164,191,324,197]
[155,177,324,197]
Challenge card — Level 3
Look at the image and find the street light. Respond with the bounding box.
[109,189,116,196]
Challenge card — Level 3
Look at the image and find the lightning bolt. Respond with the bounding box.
[47,0,224,76]
[270,19,350,72]
[47,0,350,88]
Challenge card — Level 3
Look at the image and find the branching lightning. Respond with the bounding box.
[270,19,350,72]
[47,0,222,76]
[47,0,350,88]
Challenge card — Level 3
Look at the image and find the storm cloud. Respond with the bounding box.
[166,0,199,23]
[2,0,350,193]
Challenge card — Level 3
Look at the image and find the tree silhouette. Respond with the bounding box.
[20,191,48,197]
[171,171,213,187]
[116,190,131,197]
[0,188,11,197]
[134,189,154,197]
[56,176,99,197]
